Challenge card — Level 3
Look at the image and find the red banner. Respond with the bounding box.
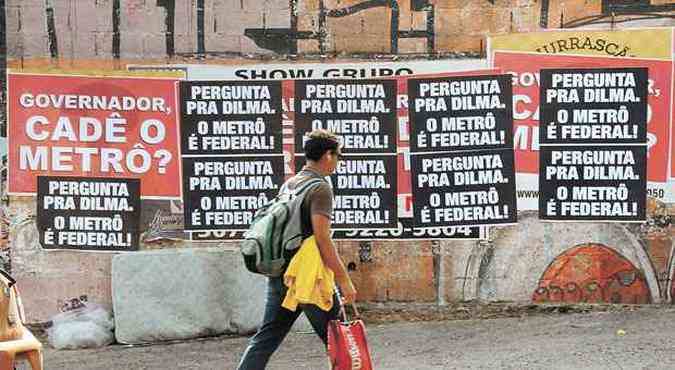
[8,74,181,198]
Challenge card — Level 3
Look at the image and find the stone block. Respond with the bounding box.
[113,248,247,343]
[113,247,313,344]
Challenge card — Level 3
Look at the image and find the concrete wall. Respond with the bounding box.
[2,1,675,323]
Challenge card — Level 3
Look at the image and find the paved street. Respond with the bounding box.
[42,305,675,370]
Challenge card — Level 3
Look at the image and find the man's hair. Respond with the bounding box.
[304,129,340,161]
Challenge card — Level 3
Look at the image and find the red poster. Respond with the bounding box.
[7,73,181,198]
[493,51,673,204]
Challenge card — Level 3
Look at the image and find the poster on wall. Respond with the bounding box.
[133,62,494,240]
[411,150,517,227]
[179,81,285,231]
[408,74,517,227]
[293,79,398,155]
[539,146,647,221]
[7,73,181,199]
[294,79,398,230]
[539,68,649,145]
[407,75,513,152]
[36,176,141,251]
[538,67,648,222]
[489,28,674,208]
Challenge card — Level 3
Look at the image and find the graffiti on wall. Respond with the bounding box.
[7,0,674,59]
[532,244,651,304]
[459,213,672,305]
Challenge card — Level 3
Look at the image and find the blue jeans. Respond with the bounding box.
[237,277,339,370]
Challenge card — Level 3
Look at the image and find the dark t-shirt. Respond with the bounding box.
[283,166,334,239]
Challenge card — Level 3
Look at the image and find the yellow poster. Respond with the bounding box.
[489,28,673,60]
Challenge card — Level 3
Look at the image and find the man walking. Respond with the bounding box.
[237,129,357,369]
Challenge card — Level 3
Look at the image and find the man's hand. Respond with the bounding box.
[340,280,357,305]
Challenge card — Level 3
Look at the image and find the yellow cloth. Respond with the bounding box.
[282,236,335,312]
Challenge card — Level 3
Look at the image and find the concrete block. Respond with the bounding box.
[113,247,243,343]
[113,247,313,344]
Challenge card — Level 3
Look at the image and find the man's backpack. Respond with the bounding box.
[241,178,325,277]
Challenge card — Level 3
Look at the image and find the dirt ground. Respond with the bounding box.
[32,303,675,369]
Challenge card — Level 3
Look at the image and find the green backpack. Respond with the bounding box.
[240,178,325,277]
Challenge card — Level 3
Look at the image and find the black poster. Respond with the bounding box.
[179,80,285,232]
[179,80,283,155]
[540,68,648,145]
[408,75,513,152]
[294,79,397,154]
[37,176,141,251]
[182,156,285,231]
[411,150,517,227]
[295,155,398,230]
[539,146,647,221]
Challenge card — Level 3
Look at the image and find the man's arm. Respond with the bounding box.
[312,214,357,304]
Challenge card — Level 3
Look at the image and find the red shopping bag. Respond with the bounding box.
[327,290,373,370]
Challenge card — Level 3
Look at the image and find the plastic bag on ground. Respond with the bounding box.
[47,303,115,349]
